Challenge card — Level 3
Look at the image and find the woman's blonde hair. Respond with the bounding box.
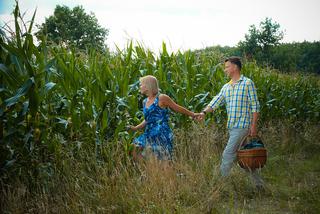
[140,75,159,95]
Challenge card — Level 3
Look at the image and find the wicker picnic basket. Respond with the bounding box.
[237,135,267,170]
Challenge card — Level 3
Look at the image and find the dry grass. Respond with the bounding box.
[1,121,320,213]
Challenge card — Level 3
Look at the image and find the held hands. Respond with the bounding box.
[191,112,201,121]
[192,112,206,122]
[129,112,206,129]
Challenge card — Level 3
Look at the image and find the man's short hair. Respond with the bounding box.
[225,56,242,70]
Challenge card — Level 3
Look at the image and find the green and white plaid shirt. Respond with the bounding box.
[208,75,260,129]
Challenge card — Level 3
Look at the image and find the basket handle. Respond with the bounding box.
[238,135,249,151]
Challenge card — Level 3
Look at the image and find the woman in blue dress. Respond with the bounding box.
[129,75,198,160]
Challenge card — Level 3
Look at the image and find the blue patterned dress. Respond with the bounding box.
[133,95,174,160]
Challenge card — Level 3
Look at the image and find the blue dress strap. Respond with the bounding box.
[143,98,147,108]
[154,94,160,106]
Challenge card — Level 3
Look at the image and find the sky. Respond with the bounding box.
[1,0,320,53]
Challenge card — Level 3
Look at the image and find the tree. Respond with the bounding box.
[271,41,320,73]
[238,17,284,62]
[36,5,108,51]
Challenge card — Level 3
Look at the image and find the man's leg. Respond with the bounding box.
[220,128,248,177]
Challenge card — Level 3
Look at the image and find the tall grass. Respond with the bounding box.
[1,122,320,213]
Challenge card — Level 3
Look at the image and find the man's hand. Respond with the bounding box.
[194,112,206,121]
[192,112,201,120]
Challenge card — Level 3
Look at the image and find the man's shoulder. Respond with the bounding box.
[223,79,234,86]
[221,82,230,90]
[241,75,254,85]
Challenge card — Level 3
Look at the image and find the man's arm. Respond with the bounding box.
[247,80,260,136]
[249,112,259,136]
[197,87,226,121]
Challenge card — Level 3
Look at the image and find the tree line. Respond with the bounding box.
[197,18,320,74]
[35,6,320,74]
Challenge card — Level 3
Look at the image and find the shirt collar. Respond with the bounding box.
[229,75,244,85]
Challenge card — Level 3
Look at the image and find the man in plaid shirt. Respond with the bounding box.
[198,56,264,188]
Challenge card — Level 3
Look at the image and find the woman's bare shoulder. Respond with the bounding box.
[159,94,171,101]
[158,94,172,107]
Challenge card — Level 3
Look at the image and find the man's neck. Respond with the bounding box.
[231,72,241,83]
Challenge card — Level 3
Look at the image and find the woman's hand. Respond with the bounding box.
[127,120,146,132]
[192,112,202,121]
[193,112,206,121]
[127,125,137,131]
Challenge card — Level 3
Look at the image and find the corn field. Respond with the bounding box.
[1,3,320,199]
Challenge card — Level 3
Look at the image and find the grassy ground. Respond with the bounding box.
[1,121,320,213]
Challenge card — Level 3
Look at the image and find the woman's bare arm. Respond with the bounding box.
[131,120,146,131]
[159,94,195,117]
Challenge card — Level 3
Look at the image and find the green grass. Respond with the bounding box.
[1,121,319,213]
